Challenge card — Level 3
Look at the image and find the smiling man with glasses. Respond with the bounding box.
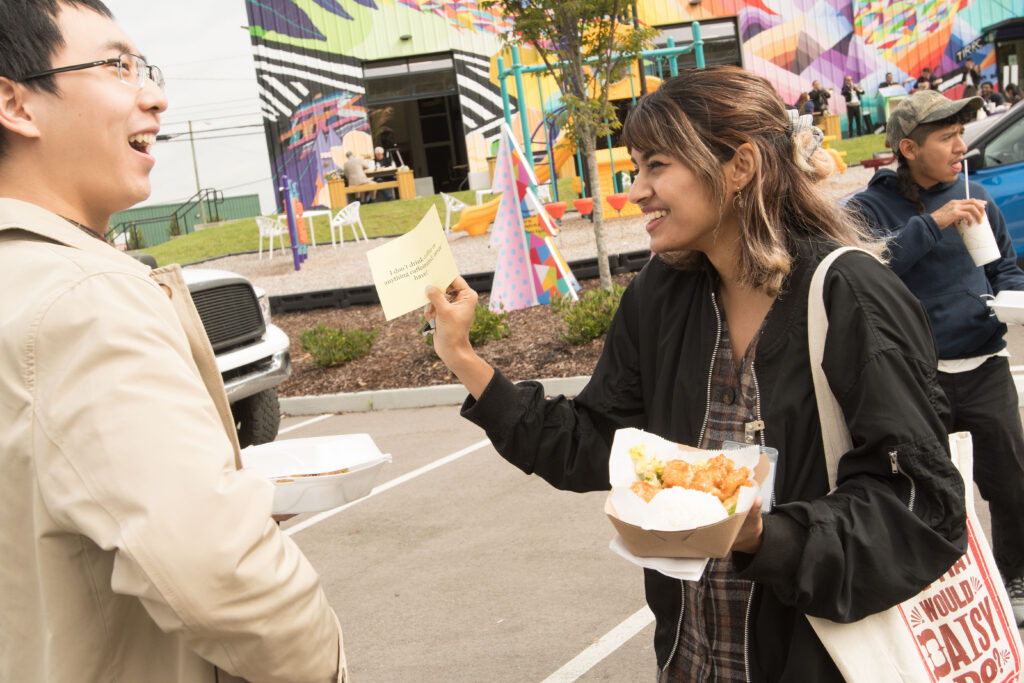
[0,2,348,682]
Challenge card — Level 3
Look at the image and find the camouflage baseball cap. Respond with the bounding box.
[886,90,983,149]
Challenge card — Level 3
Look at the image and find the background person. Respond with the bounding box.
[372,145,397,201]
[343,149,376,203]
[427,66,965,681]
[850,90,1024,627]
[980,80,1006,112]
[794,92,814,115]
[1005,83,1022,105]
[809,79,831,114]
[916,66,940,91]
[0,1,347,680]
[841,75,866,136]
[961,58,982,89]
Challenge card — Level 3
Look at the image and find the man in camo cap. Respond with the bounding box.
[852,89,1024,626]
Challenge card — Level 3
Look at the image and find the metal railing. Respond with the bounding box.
[107,188,225,248]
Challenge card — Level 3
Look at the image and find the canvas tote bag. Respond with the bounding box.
[805,247,1023,682]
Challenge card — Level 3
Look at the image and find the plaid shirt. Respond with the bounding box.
[666,312,762,682]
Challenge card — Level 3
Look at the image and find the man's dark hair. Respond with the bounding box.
[895,110,974,210]
[0,0,113,158]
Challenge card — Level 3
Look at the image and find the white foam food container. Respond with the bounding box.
[986,290,1024,325]
[241,434,391,514]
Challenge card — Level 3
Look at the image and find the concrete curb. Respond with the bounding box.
[280,375,592,415]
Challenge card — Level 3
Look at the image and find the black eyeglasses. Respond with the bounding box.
[19,52,165,91]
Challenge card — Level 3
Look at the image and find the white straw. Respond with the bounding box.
[964,160,970,199]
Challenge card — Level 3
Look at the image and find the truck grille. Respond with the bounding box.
[190,283,266,353]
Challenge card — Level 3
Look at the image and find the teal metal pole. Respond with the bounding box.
[497,56,513,134]
[605,129,618,193]
[512,46,534,172]
[667,37,678,77]
[536,76,558,202]
[576,147,586,198]
[693,22,705,68]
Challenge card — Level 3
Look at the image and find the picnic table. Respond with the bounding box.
[327,169,415,207]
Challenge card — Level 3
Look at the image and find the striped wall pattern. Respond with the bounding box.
[452,49,517,139]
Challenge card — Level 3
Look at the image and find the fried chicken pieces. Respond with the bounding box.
[629,446,753,512]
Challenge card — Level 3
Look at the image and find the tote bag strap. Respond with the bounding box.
[807,247,876,489]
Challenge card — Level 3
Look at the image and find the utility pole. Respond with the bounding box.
[188,120,208,224]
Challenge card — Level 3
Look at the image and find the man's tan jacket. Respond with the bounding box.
[0,199,347,682]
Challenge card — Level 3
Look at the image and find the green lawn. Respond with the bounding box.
[829,133,889,166]
[141,179,580,267]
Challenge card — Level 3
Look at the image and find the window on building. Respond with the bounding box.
[648,18,742,78]
[364,54,456,104]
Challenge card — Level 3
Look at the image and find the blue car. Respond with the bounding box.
[963,104,1024,261]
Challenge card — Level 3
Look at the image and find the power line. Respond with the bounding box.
[159,122,265,137]
[156,131,266,142]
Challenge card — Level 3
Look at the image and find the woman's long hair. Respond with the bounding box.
[621,66,882,296]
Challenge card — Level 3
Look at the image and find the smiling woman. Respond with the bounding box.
[421,65,968,682]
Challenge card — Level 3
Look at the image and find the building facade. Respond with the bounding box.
[243,0,1018,211]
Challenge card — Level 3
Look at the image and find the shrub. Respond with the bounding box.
[553,284,625,344]
[423,303,510,348]
[299,324,377,368]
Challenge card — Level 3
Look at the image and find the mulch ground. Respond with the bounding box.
[273,273,637,397]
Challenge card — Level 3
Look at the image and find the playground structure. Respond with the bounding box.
[452,29,705,236]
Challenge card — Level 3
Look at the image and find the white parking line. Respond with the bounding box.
[541,606,655,682]
[277,413,334,435]
[285,438,492,536]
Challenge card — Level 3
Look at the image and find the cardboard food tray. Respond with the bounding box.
[606,446,770,559]
[987,290,1024,325]
[241,434,391,514]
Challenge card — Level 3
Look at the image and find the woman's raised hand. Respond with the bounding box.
[425,277,494,398]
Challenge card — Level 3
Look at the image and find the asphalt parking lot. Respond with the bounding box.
[274,324,1024,681]
[276,406,656,682]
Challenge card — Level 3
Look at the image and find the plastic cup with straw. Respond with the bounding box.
[956,159,1000,266]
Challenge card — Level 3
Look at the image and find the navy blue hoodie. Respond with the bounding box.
[851,169,1024,359]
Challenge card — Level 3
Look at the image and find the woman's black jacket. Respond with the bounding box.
[461,240,967,681]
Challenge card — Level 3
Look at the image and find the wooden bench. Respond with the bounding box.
[338,179,399,202]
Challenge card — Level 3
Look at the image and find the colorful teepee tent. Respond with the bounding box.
[488,125,579,313]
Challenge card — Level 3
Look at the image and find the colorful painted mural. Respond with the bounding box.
[244,0,1020,210]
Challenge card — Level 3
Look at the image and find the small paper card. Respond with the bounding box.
[366,205,459,320]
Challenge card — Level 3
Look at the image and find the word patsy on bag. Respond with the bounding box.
[806,248,1023,683]
[903,520,1017,680]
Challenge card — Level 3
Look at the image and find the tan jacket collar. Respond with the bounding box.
[0,198,149,274]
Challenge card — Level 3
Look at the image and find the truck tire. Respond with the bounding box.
[232,388,281,447]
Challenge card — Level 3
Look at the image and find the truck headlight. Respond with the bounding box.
[255,286,272,325]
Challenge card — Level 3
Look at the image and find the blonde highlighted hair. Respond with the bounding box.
[621,66,882,296]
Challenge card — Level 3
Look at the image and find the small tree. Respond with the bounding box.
[486,0,657,290]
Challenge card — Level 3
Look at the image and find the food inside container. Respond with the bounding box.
[241,434,391,514]
[606,428,770,558]
[986,290,1024,325]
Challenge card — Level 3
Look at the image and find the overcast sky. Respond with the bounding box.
[104,1,277,212]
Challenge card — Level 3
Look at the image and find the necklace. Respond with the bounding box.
[60,215,109,244]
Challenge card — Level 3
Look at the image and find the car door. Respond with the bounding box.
[969,108,1024,257]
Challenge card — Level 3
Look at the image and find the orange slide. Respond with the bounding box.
[452,138,574,237]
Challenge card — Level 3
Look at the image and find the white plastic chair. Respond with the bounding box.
[536,182,552,203]
[329,201,368,245]
[475,187,494,205]
[441,192,467,233]
[255,215,287,259]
